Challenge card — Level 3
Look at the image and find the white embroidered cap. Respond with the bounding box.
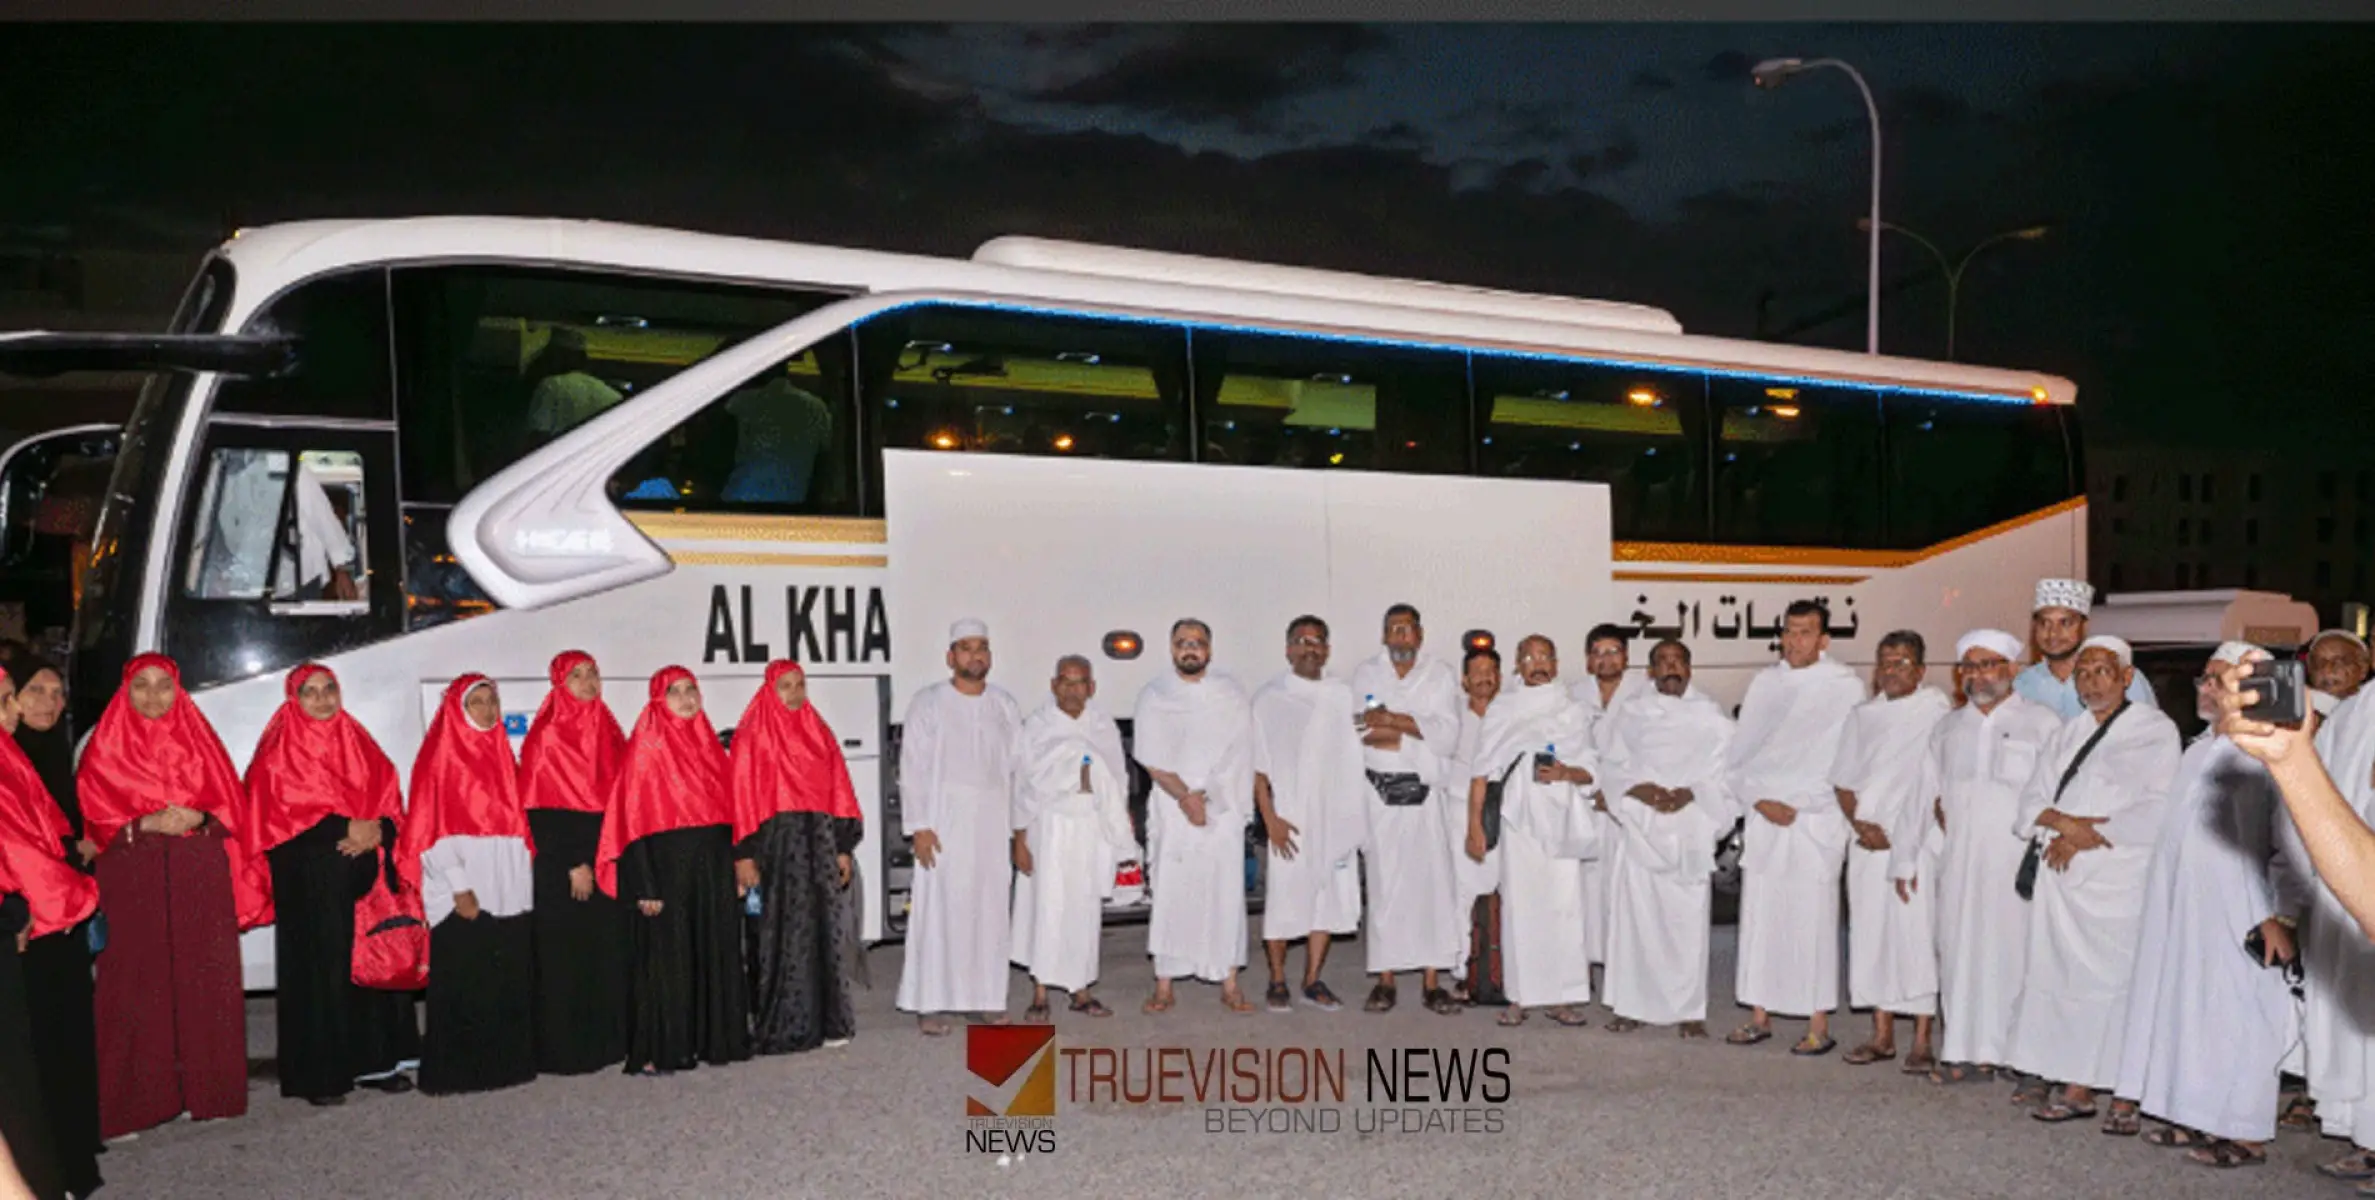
[1955,628,2024,663]
[2078,634,2133,667]
[2034,578,2094,616]
[949,618,989,645]
[2210,640,2261,667]
[2309,629,2369,656]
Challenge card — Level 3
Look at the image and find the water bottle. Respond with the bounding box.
[1356,693,1379,730]
[744,882,764,917]
[1535,742,1558,778]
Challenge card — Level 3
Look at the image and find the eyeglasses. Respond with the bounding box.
[1175,639,1209,651]
[1289,636,1327,648]
[1954,661,2011,674]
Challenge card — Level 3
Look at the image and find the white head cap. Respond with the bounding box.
[2034,578,2094,616]
[2210,640,2261,667]
[1955,628,2025,663]
[949,618,989,645]
[2310,629,2370,656]
[2078,634,2133,668]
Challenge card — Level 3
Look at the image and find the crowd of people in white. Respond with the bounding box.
[896,583,2375,1181]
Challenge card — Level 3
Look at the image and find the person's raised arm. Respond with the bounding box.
[2221,650,2375,940]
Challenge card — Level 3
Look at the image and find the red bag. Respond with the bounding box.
[351,845,428,991]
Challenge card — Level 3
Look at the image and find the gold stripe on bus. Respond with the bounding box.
[669,551,889,568]
[625,512,888,544]
[1613,571,1873,586]
[1613,496,2086,568]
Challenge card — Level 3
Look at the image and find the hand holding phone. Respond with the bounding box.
[2241,657,2307,726]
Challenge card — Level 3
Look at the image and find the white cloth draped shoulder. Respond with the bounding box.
[1134,671,1255,983]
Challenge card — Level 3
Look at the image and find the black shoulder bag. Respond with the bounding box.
[1479,754,1525,852]
[2015,700,2127,901]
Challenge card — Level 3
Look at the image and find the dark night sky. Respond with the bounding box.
[4,22,2373,453]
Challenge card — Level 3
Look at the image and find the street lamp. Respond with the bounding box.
[1752,56,1883,356]
[1857,219,2050,361]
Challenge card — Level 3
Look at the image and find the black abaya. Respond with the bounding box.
[20,928,99,1197]
[742,811,860,1055]
[418,911,536,1096]
[0,894,65,1200]
[266,816,419,1101]
[620,824,749,1072]
[525,809,628,1075]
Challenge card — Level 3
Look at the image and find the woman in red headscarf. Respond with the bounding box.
[399,675,537,1096]
[597,666,749,1076]
[78,653,259,1138]
[518,650,629,1075]
[731,660,863,1055]
[2,664,101,1200]
[240,663,420,1106]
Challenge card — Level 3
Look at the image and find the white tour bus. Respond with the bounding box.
[0,217,2084,989]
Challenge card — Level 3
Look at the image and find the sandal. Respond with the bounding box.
[1678,1021,1709,1039]
[1547,1007,1591,1027]
[2100,1104,2142,1137]
[1023,1002,1051,1025]
[1365,983,1397,1014]
[1264,982,1292,1013]
[1142,993,1176,1015]
[2320,1151,2375,1180]
[1928,1062,1991,1085]
[1606,1016,1643,1033]
[1068,996,1113,1018]
[1901,1051,1937,1075]
[1842,1043,1896,1066]
[1790,1035,1836,1057]
[2146,1125,2212,1150]
[1725,1023,1773,1046]
[2186,1140,2266,1169]
[1220,988,1256,1014]
[1497,1007,1528,1027]
[2283,1093,2323,1132]
[2010,1079,2052,1107]
[1423,987,1461,1016]
[1302,982,1345,1013]
[2032,1101,2099,1123]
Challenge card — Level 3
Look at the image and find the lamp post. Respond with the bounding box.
[1857,219,2050,361]
[1751,56,1883,355]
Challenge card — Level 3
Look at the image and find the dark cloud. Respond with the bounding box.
[1028,26,1388,127]
[1629,68,1676,94]
[1569,130,1644,180]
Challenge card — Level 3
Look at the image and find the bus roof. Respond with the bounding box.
[213,217,2077,406]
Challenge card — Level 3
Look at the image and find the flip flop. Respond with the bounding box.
[1901,1051,1937,1075]
[1841,1043,1896,1066]
[1606,1017,1643,1033]
[2100,1106,2142,1137]
[1547,1007,1591,1027]
[1790,1035,1836,1058]
[1142,993,1176,1015]
[1221,989,1256,1014]
[2146,1125,2211,1150]
[1497,1007,1528,1027]
[1678,1022,1709,1039]
[1068,996,1113,1018]
[2321,1152,2375,1180]
[1725,1023,1773,1046]
[2186,1140,2266,1169]
[2032,1102,2099,1123]
[1929,1063,1989,1085]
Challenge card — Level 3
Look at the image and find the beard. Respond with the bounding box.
[954,663,989,683]
[1654,675,1687,696]
[1176,657,1208,678]
[1965,679,2011,707]
[1388,645,1418,665]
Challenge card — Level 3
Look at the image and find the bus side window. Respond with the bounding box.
[1193,331,1465,475]
[1711,377,1882,549]
[608,338,860,516]
[1883,394,2075,550]
[183,448,369,614]
[1472,357,1709,542]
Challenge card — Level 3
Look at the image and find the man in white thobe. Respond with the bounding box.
[896,618,1023,1035]
[1136,619,1258,1014]
[1574,624,1652,979]
[1351,604,1467,1016]
[1726,601,1867,1054]
[1251,616,1367,1014]
[2279,677,2375,1178]
[2308,629,2372,717]
[2003,635,2182,1124]
[1600,638,1736,1037]
[1833,630,1954,1071]
[1465,635,1599,1026]
[1913,628,2063,1084]
[1009,655,1139,1022]
[2015,578,2156,719]
[1447,646,1504,1004]
[2108,644,2299,1164]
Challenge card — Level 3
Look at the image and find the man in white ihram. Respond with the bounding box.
[2015,578,2156,719]
[1350,604,1467,1017]
[1009,655,1140,1024]
[1137,619,1259,1015]
[2003,635,2181,1127]
[1446,646,1504,1005]
[1465,635,1598,1028]
[1598,638,1735,1038]
[1251,616,1367,1014]
[2277,645,2375,1183]
[1725,600,1866,1055]
[1913,628,2063,1086]
[1573,624,1652,988]
[2107,643,2300,1166]
[895,618,1022,1036]
[1830,630,1953,1073]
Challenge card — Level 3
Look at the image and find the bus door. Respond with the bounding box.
[161,419,404,691]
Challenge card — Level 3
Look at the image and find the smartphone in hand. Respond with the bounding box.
[2241,657,2308,725]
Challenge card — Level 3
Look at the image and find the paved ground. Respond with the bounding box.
[97,924,2338,1199]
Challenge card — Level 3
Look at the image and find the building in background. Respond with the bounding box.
[2090,443,2372,626]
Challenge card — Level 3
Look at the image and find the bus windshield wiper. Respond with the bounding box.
[0,331,298,380]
